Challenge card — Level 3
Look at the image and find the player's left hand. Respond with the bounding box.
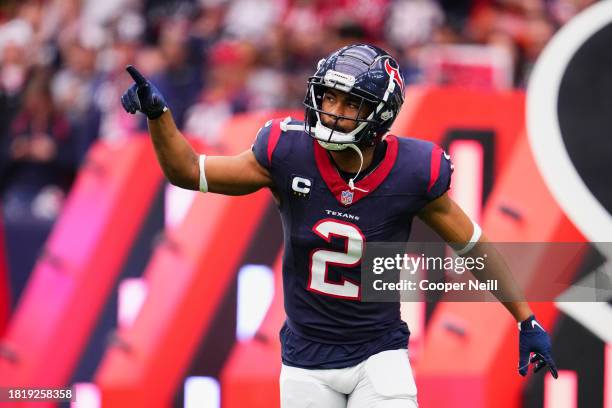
[518,315,558,378]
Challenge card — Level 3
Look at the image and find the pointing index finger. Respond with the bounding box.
[126,65,147,86]
[545,357,558,379]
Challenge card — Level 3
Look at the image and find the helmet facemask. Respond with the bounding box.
[304,79,382,151]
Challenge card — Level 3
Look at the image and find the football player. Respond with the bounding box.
[121,44,557,407]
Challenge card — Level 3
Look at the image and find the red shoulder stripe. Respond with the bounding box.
[427,145,443,193]
[267,120,282,165]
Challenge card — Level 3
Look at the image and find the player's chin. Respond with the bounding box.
[320,119,355,134]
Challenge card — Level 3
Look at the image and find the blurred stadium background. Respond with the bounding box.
[0,0,610,407]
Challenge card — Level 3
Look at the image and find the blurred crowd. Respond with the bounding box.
[0,0,598,223]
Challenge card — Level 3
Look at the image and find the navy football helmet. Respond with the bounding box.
[304,44,405,150]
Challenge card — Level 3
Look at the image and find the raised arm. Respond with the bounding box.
[120,65,272,195]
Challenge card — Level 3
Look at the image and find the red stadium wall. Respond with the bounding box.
[0,138,163,397]
[393,86,525,176]
[221,251,284,408]
[95,189,270,407]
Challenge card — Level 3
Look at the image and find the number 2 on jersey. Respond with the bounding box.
[308,219,364,300]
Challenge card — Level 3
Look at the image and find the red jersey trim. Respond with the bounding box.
[267,120,282,165]
[427,145,443,193]
[314,136,399,207]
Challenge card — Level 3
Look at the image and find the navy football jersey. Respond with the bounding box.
[252,117,452,369]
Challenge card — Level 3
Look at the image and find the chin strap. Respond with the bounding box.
[346,144,369,193]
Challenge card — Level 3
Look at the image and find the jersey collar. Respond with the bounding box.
[314,135,399,207]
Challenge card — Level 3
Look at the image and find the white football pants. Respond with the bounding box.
[280,349,418,408]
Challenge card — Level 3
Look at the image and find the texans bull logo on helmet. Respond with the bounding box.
[384,59,405,93]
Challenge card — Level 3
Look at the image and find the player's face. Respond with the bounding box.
[320,88,372,133]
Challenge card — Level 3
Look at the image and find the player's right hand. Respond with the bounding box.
[517,315,558,378]
[121,65,168,120]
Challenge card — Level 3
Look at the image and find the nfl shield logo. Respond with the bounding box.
[340,190,354,205]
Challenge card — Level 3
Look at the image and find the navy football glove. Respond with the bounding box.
[518,315,558,378]
[121,65,168,120]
